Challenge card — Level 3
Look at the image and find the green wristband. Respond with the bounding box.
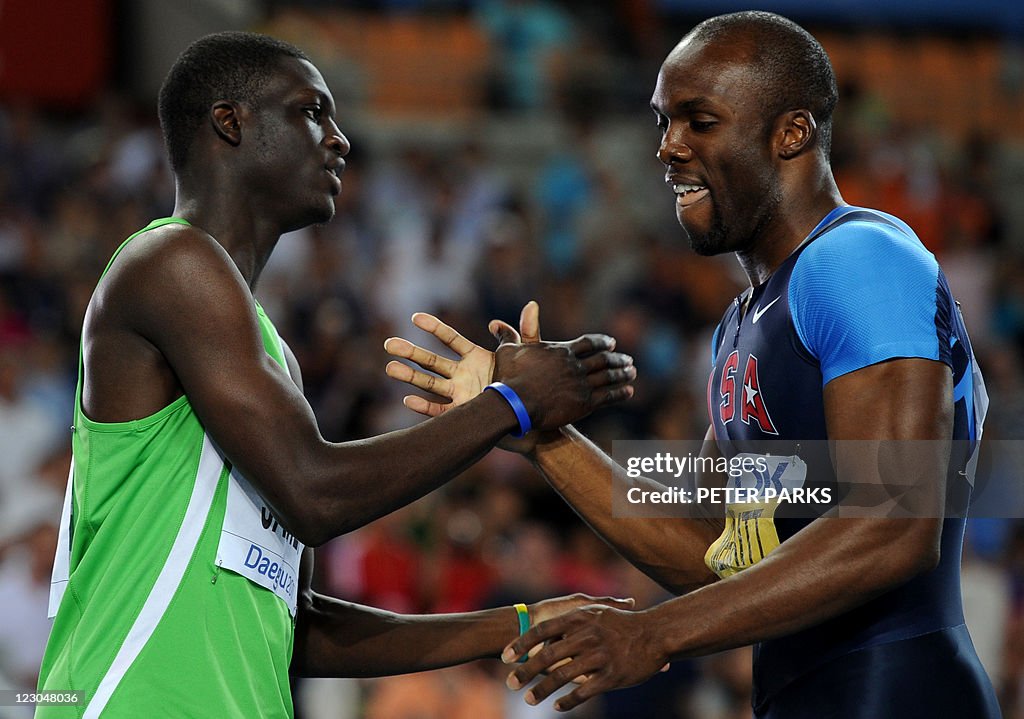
[514,602,530,635]
[514,603,530,663]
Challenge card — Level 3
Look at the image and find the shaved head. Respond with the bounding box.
[676,11,838,154]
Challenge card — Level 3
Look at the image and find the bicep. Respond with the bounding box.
[823,357,952,440]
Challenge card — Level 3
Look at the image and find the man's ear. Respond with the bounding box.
[775,109,816,159]
[210,101,242,147]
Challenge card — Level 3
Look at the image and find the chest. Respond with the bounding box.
[709,274,826,444]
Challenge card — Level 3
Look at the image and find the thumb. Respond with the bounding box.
[519,300,541,344]
[489,319,521,346]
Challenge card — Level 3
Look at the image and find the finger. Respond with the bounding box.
[523,652,603,707]
[384,337,458,377]
[568,334,616,357]
[506,639,579,693]
[519,300,541,343]
[586,596,635,610]
[579,351,634,374]
[589,385,636,406]
[527,642,573,676]
[503,618,571,665]
[403,394,449,417]
[490,319,521,346]
[385,361,455,398]
[552,678,604,713]
[410,313,478,357]
[587,367,637,389]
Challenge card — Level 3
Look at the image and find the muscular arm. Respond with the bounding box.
[290,548,634,677]
[82,227,630,547]
[385,308,720,593]
[526,424,723,594]
[290,548,520,677]
[638,360,946,652]
[507,358,951,709]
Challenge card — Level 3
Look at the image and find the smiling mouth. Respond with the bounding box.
[672,183,709,207]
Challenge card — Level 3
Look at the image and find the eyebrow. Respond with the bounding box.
[650,97,715,115]
[299,88,337,116]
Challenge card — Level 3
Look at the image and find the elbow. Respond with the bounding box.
[290,511,340,548]
[294,527,332,549]
[289,502,366,547]
[273,503,335,548]
[268,476,354,547]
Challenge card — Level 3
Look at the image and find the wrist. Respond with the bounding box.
[642,605,678,663]
[485,382,532,437]
[513,602,530,662]
[513,602,530,634]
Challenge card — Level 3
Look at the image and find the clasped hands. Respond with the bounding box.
[384,301,669,710]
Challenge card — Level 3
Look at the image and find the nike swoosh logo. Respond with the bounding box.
[751,296,781,324]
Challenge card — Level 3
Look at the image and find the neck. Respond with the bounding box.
[172,180,281,290]
[735,167,844,287]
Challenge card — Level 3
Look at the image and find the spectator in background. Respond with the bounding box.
[476,0,575,111]
[0,483,61,697]
[0,346,65,505]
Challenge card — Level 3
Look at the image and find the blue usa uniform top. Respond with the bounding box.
[706,206,997,717]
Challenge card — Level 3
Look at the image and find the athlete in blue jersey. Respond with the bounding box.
[386,11,1000,718]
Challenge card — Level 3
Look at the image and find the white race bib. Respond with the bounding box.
[216,466,304,616]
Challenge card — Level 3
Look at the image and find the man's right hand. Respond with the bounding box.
[493,332,635,432]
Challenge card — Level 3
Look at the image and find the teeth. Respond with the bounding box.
[672,183,705,195]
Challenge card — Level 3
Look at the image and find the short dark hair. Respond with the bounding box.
[158,31,309,173]
[689,12,839,155]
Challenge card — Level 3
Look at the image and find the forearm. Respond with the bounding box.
[530,426,720,594]
[292,390,518,544]
[291,593,520,678]
[648,516,940,659]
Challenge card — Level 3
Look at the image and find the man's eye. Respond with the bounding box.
[304,107,322,122]
[690,120,715,132]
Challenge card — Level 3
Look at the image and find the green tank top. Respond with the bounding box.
[38,218,303,718]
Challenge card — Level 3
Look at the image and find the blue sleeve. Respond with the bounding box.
[790,221,945,386]
[710,322,722,368]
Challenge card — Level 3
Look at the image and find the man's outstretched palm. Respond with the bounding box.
[384,301,543,418]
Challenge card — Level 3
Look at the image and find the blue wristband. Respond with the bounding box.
[485,382,532,438]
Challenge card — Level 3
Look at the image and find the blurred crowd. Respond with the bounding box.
[3,2,1024,718]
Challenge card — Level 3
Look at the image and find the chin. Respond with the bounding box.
[681,222,729,257]
[681,208,743,257]
[282,203,336,234]
[307,199,337,226]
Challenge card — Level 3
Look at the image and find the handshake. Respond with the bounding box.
[381,302,672,712]
[384,300,637,449]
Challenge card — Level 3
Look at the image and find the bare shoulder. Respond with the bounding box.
[94,222,239,306]
[82,222,255,422]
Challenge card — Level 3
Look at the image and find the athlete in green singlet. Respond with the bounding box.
[36,32,636,718]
